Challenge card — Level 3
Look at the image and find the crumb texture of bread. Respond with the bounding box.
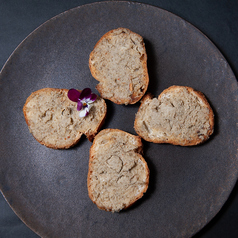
[134,86,214,146]
[87,129,149,212]
[23,88,107,149]
[89,28,149,105]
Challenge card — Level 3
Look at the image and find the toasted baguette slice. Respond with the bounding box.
[23,88,107,149]
[87,129,149,212]
[89,28,149,105]
[134,86,214,146]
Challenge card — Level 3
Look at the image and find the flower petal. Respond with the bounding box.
[79,88,91,100]
[84,93,97,103]
[79,108,88,117]
[77,101,83,111]
[87,104,92,111]
[68,89,80,102]
[85,98,94,104]
[90,93,97,102]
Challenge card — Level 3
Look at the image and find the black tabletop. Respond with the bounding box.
[0,0,237,237]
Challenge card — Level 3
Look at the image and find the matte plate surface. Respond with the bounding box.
[0,1,237,238]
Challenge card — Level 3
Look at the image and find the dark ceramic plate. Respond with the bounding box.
[0,1,237,238]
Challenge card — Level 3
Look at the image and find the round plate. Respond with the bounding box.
[0,1,237,237]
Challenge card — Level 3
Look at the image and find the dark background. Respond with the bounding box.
[0,0,237,237]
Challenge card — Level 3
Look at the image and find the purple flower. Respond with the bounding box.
[68,88,97,117]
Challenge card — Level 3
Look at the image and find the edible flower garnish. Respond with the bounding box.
[67,88,97,117]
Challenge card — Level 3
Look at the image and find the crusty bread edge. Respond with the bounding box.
[89,27,149,105]
[134,86,214,146]
[23,88,107,149]
[134,93,154,143]
[87,128,150,212]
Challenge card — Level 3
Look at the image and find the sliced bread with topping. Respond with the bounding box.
[89,27,149,105]
[23,88,107,149]
[134,86,214,146]
[87,129,150,212]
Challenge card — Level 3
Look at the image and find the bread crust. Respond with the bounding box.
[87,129,149,212]
[89,28,149,105]
[23,88,107,149]
[134,86,214,146]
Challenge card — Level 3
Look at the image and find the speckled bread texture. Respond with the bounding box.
[134,86,214,146]
[89,27,149,105]
[87,129,149,212]
[23,88,107,149]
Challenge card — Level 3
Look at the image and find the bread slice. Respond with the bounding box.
[23,88,107,149]
[134,86,214,146]
[89,27,149,105]
[87,129,149,212]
